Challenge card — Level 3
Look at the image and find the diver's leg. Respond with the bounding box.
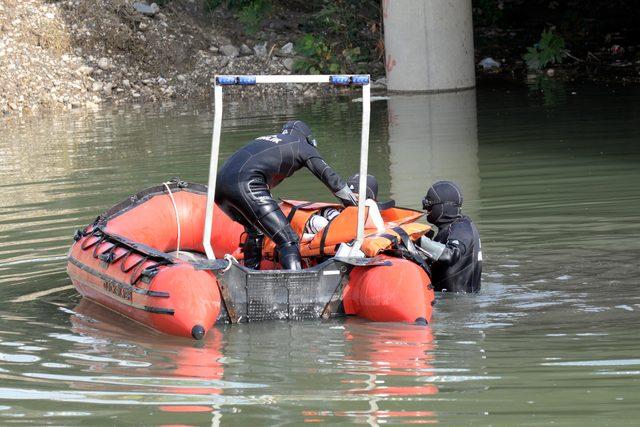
[234,184,302,270]
[224,209,264,270]
[257,209,302,270]
[242,226,264,270]
[215,191,264,269]
[228,182,303,270]
[276,241,303,270]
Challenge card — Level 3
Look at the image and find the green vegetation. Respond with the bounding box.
[205,0,271,34]
[235,1,271,34]
[201,0,381,74]
[154,0,637,78]
[294,35,338,74]
[294,0,381,74]
[473,0,639,76]
[207,0,272,33]
[293,34,369,75]
[523,29,567,70]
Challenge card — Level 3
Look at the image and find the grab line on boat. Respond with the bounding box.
[163,181,182,257]
[67,256,170,298]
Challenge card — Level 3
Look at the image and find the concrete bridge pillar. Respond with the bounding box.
[382,0,476,92]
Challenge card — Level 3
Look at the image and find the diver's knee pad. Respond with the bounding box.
[277,242,302,271]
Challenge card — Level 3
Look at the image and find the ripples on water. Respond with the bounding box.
[0,84,639,424]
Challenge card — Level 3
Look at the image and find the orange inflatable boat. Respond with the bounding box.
[67,181,435,339]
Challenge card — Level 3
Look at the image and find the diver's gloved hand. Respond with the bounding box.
[439,245,461,265]
[418,236,460,265]
[334,185,358,207]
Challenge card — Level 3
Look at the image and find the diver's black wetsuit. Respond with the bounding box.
[430,216,482,293]
[420,180,482,293]
[215,130,352,269]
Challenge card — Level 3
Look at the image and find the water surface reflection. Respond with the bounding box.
[387,90,479,216]
[1,85,640,424]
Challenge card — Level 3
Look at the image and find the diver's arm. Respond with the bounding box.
[418,236,461,265]
[304,156,357,206]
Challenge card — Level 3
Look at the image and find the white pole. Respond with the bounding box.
[203,84,223,260]
[351,82,370,255]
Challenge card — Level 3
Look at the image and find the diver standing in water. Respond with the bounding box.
[417,181,482,293]
[215,120,357,270]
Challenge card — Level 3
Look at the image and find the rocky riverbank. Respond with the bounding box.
[0,0,385,119]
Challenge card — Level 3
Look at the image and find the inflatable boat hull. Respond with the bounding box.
[67,242,221,339]
[66,182,434,339]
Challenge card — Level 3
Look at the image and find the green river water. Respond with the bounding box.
[0,83,639,425]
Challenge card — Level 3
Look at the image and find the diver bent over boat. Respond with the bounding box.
[417,181,482,293]
[215,120,357,270]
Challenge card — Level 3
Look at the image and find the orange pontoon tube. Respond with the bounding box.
[67,182,435,339]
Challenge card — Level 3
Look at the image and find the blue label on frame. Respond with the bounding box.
[330,75,351,85]
[238,76,257,85]
[351,75,370,85]
[216,76,237,85]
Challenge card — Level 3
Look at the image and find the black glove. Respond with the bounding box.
[334,185,358,207]
[439,246,461,265]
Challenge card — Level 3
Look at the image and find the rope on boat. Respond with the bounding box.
[163,182,181,257]
[223,253,237,272]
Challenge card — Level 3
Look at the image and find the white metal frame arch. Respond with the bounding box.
[203,74,371,260]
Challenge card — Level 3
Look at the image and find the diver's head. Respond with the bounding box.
[348,174,378,201]
[422,181,463,225]
[282,120,317,147]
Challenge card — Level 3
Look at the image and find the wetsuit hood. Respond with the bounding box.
[282,120,317,147]
[347,174,378,200]
[423,181,463,226]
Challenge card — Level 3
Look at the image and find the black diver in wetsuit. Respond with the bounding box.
[215,120,357,270]
[417,181,482,293]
